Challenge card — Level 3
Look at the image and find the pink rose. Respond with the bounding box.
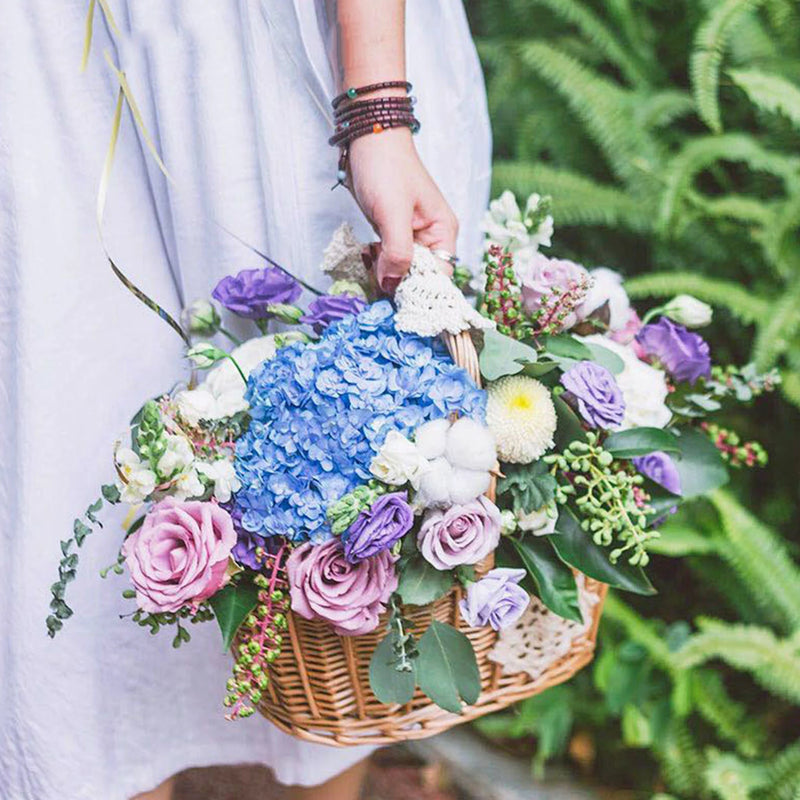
[517,252,590,329]
[287,539,398,636]
[122,498,235,613]
[417,496,502,570]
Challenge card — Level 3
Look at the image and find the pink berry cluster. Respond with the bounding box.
[702,423,768,468]
[531,274,591,337]
[481,245,527,338]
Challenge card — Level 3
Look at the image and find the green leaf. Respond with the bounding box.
[508,536,583,622]
[208,580,260,651]
[479,329,538,381]
[369,633,417,705]
[584,342,626,375]
[496,460,557,514]
[646,522,718,557]
[604,427,681,458]
[101,484,121,504]
[552,509,655,595]
[521,360,560,378]
[672,426,729,498]
[416,620,481,714]
[542,334,592,361]
[553,394,588,450]
[396,558,453,606]
[73,519,92,546]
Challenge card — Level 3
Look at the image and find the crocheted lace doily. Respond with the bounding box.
[489,574,600,681]
[321,223,370,287]
[394,245,494,337]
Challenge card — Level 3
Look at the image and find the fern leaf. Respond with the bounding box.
[676,619,800,704]
[601,593,675,670]
[764,738,800,800]
[658,719,708,797]
[491,161,655,232]
[635,90,696,130]
[752,276,800,369]
[758,194,800,279]
[779,368,800,409]
[691,0,769,133]
[703,749,770,800]
[710,490,800,634]
[730,68,800,130]
[624,271,769,324]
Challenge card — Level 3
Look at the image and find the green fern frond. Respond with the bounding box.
[658,719,708,797]
[491,160,655,232]
[657,134,800,235]
[729,69,800,130]
[525,0,650,86]
[601,592,674,670]
[636,90,696,130]
[703,749,770,800]
[779,368,800,409]
[710,490,800,634]
[689,193,775,226]
[752,276,800,369]
[758,194,800,279]
[691,0,769,133]
[763,738,800,800]
[624,271,769,324]
[676,619,800,704]
[691,669,768,758]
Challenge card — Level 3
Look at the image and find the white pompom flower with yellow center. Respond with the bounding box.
[486,376,557,464]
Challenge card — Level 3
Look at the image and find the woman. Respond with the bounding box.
[0,2,490,799]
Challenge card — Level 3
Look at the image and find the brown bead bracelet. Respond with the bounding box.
[331,80,412,110]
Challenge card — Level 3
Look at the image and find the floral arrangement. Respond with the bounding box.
[47,190,777,721]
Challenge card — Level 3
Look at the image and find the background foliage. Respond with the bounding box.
[465,1,800,797]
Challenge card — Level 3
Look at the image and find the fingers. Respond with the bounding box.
[374,204,414,293]
[413,192,459,276]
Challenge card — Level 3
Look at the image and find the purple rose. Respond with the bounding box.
[212,266,301,319]
[560,361,625,430]
[633,451,682,495]
[342,491,414,562]
[459,568,530,630]
[122,498,236,613]
[417,496,501,570]
[301,293,367,333]
[516,252,590,328]
[636,317,711,385]
[287,539,397,636]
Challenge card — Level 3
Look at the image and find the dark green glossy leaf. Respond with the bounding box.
[552,510,656,595]
[479,329,538,381]
[417,620,481,714]
[553,394,588,449]
[671,426,729,498]
[604,427,681,458]
[497,460,557,514]
[208,580,260,651]
[397,557,453,606]
[369,633,417,705]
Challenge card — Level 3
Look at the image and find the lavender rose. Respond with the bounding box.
[417,496,502,570]
[212,266,301,319]
[560,361,626,430]
[459,568,530,630]
[633,451,682,495]
[516,252,590,329]
[636,317,711,385]
[342,492,414,562]
[287,539,398,636]
[301,293,367,333]
[122,498,236,613]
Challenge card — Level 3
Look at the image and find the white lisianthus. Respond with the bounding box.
[500,509,518,536]
[482,190,554,255]
[156,434,195,480]
[580,335,672,430]
[523,193,554,250]
[517,503,558,536]
[577,268,631,331]
[115,447,157,503]
[186,342,227,369]
[370,430,430,488]
[196,459,241,503]
[181,299,220,336]
[662,295,713,328]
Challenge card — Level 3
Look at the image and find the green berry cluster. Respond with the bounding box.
[481,245,528,338]
[224,568,290,720]
[703,422,768,468]
[327,480,388,535]
[545,433,658,567]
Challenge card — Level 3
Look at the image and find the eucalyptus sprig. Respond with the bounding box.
[545,433,657,567]
[387,595,418,673]
[130,602,214,648]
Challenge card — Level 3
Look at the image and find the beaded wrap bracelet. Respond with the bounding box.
[329,81,420,189]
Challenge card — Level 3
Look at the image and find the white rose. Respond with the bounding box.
[577,268,631,331]
[156,434,195,480]
[370,430,430,489]
[517,503,558,535]
[196,459,241,503]
[115,447,157,503]
[580,335,672,430]
[662,295,713,328]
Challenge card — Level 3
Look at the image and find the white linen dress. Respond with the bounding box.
[0,2,491,798]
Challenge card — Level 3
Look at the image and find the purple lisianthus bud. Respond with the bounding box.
[636,317,711,385]
[459,568,530,630]
[301,293,367,333]
[212,266,301,319]
[560,360,625,430]
[287,539,397,636]
[633,451,682,495]
[342,491,414,562]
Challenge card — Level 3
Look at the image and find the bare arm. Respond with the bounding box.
[335,0,459,291]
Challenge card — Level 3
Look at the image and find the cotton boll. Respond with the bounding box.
[414,418,450,460]
[414,457,453,508]
[445,418,497,471]
[448,467,492,505]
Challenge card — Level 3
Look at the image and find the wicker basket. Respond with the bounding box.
[249,330,607,745]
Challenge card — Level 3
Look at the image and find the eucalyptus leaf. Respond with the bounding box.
[369,633,417,705]
[552,510,656,595]
[479,328,539,381]
[417,620,481,714]
[542,334,592,361]
[208,580,260,651]
[521,361,560,378]
[397,558,453,606]
[584,343,625,375]
[604,427,681,458]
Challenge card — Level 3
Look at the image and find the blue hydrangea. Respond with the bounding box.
[232,300,486,543]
